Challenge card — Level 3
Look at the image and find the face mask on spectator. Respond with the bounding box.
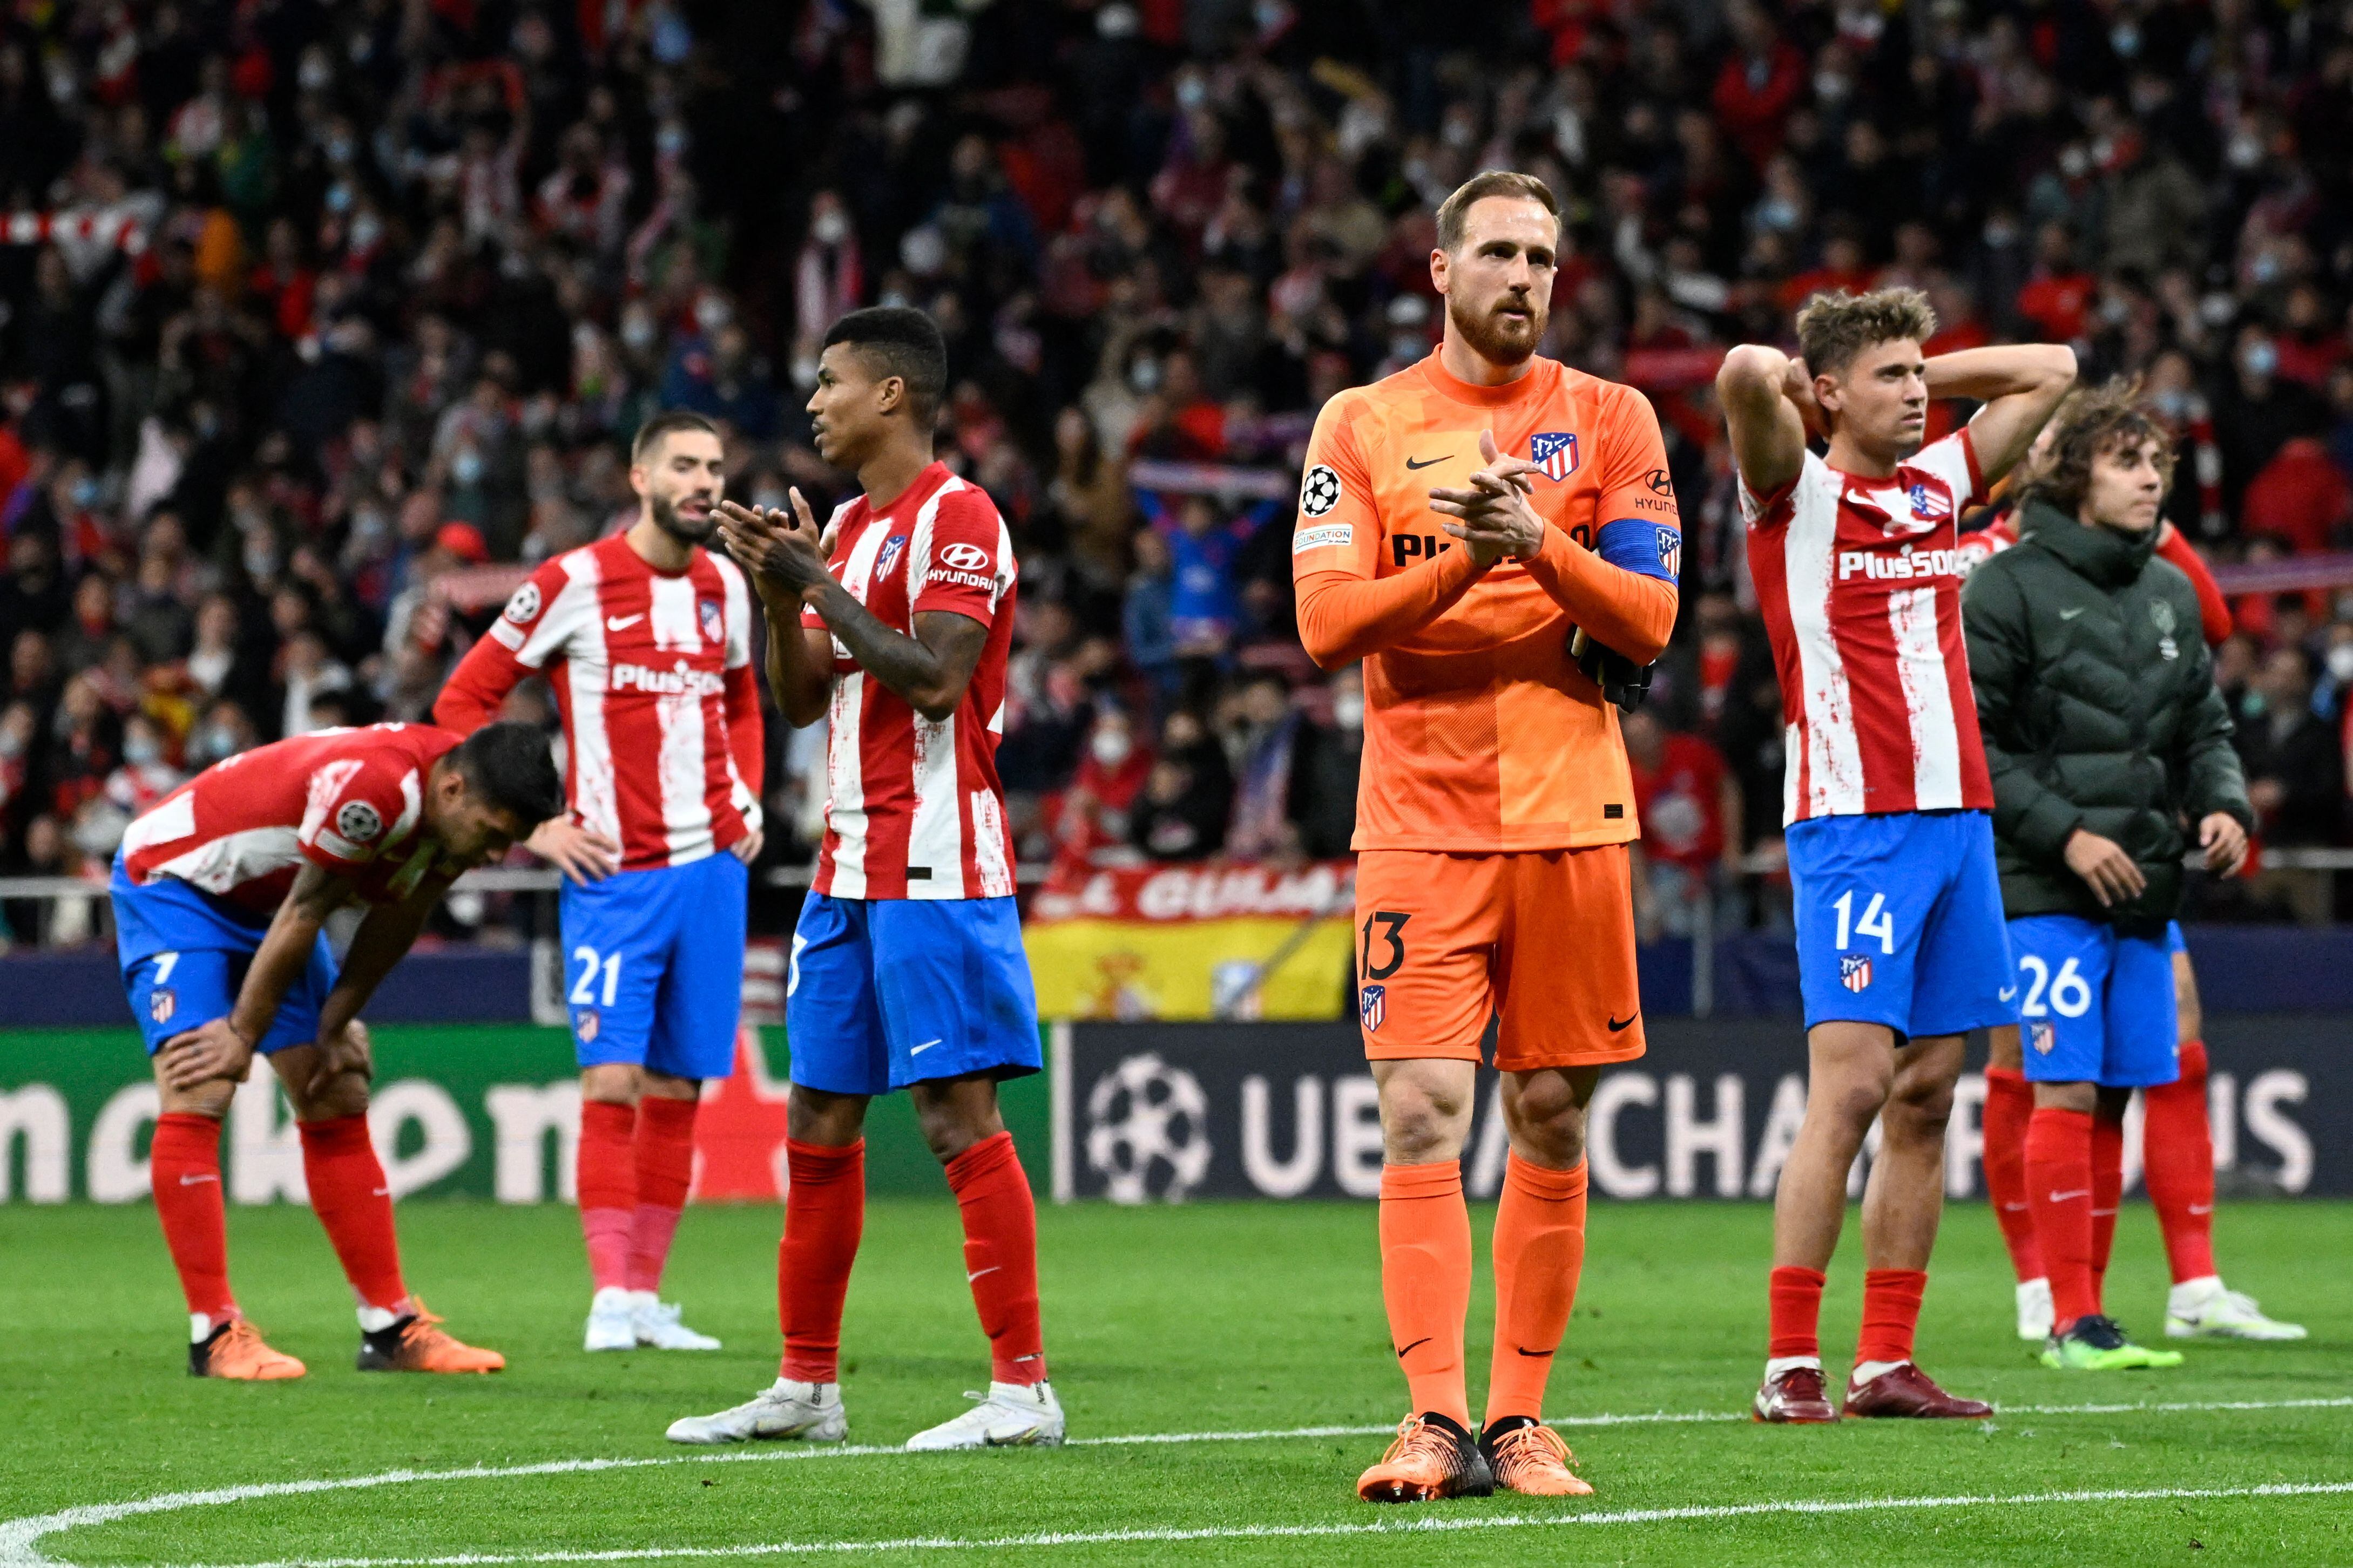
[1128,357,1162,394]
[2241,340,2279,378]
[621,313,658,351]
[1334,693,1364,730]
[349,213,383,250]
[813,209,850,246]
[243,538,279,579]
[195,724,238,763]
[300,52,334,92]
[2153,389,2190,419]
[452,448,486,487]
[2328,646,2353,686]
[1091,729,1134,768]
[124,734,161,768]
[70,476,99,508]
[0,728,23,761]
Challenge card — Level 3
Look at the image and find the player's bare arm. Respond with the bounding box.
[1924,343,2077,483]
[158,863,355,1090]
[302,879,444,1097]
[718,496,837,727]
[1714,345,1812,495]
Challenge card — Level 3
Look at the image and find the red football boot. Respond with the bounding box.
[1753,1365,1838,1423]
[1843,1362,1992,1419]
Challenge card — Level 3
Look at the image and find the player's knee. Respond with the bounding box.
[1378,1082,1469,1163]
[294,1072,371,1121]
[1815,1069,1892,1133]
[1888,1076,1955,1133]
[1502,1087,1587,1166]
[579,1062,642,1105]
[157,1073,236,1120]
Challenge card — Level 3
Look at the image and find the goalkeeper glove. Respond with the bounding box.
[1570,627,1655,714]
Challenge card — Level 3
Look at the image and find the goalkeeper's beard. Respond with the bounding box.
[1449,294,1545,368]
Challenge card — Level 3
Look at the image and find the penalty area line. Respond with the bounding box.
[151,1481,2353,1567]
[4,1395,2347,1568]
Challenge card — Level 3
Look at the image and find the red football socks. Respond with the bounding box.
[151,1111,235,1321]
[577,1099,636,1293]
[778,1138,864,1382]
[1982,1065,2045,1283]
[2142,1040,2219,1284]
[1485,1155,1587,1425]
[628,1095,699,1294]
[1767,1265,1827,1361]
[2090,1112,2124,1300]
[2026,1106,2098,1331]
[1857,1268,1928,1367]
[944,1131,1048,1386]
[297,1115,408,1313]
[1380,1160,1472,1427]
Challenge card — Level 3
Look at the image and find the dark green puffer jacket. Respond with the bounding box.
[1960,501,2254,935]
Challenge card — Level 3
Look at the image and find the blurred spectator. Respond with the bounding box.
[1288,666,1364,860]
[1049,708,1153,870]
[1129,709,1231,863]
[1225,670,1302,860]
[1625,709,1741,938]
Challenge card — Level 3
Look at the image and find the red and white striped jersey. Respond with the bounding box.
[121,725,461,916]
[435,533,763,870]
[1742,426,1996,825]
[801,461,1018,900]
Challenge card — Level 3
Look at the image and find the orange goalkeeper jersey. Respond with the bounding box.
[1292,352,1682,852]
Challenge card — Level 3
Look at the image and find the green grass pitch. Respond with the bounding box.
[2,1197,2347,1565]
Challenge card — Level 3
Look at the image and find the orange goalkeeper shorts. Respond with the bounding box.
[1352,845,1646,1071]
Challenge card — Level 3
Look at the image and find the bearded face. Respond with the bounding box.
[1434,196,1558,370]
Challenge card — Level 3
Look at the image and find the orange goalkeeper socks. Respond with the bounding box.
[1380,1160,1472,1428]
[1485,1155,1587,1426]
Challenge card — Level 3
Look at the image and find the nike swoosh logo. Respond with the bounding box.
[373,1188,391,1197]
[1999,986,2018,1001]
[2059,607,2086,620]
[1395,1336,1433,1359]
[606,614,644,630]
[178,1173,219,1186]
[1514,1346,1554,1359]
[2188,1203,2213,1215]
[910,1038,943,1055]
[1999,1202,2029,1212]
[2048,1189,2090,1203]
[1607,1014,1637,1032]
[1404,455,1447,470]
[967,1266,1000,1284]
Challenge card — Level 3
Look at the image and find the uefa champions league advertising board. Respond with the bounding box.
[1050,1018,2345,1202]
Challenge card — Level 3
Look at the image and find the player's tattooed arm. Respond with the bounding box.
[1714,345,1813,497]
[808,597,989,723]
[157,863,355,1091]
[1925,343,2078,485]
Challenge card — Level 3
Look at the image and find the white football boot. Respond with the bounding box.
[905,1381,1065,1450]
[584,1286,638,1352]
[666,1379,848,1444]
[2016,1278,2054,1342]
[2165,1277,2307,1341]
[631,1292,722,1350]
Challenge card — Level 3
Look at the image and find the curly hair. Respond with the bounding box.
[2013,378,2176,519]
[1793,287,1938,378]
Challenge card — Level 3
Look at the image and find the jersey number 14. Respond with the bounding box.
[1833,890,1895,954]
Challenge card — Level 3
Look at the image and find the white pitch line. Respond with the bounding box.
[148,1481,2353,1567]
[4,1395,2346,1568]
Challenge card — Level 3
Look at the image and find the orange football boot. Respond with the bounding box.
[191,1317,306,1380]
[1480,1418,1593,1497]
[1356,1414,1495,1503]
[357,1299,506,1374]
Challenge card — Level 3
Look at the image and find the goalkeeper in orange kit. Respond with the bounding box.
[1292,170,1680,1504]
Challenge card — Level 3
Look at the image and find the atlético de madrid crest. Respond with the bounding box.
[1530,432,1579,481]
[1360,983,1385,1033]
[1841,954,1873,993]
[699,598,724,644]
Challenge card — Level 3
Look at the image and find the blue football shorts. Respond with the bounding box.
[1786,809,2018,1041]
[111,855,336,1055]
[560,851,747,1080]
[2007,913,2179,1088]
[784,892,1042,1096]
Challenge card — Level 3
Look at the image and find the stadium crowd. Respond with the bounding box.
[2,0,2353,947]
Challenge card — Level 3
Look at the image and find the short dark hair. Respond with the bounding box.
[448,722,565,827]
[2015,377,2176,518]
[822,306,948,425]
[631,410,720,464]
[1435,170,1559,253]
[1794,287,1938,378]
